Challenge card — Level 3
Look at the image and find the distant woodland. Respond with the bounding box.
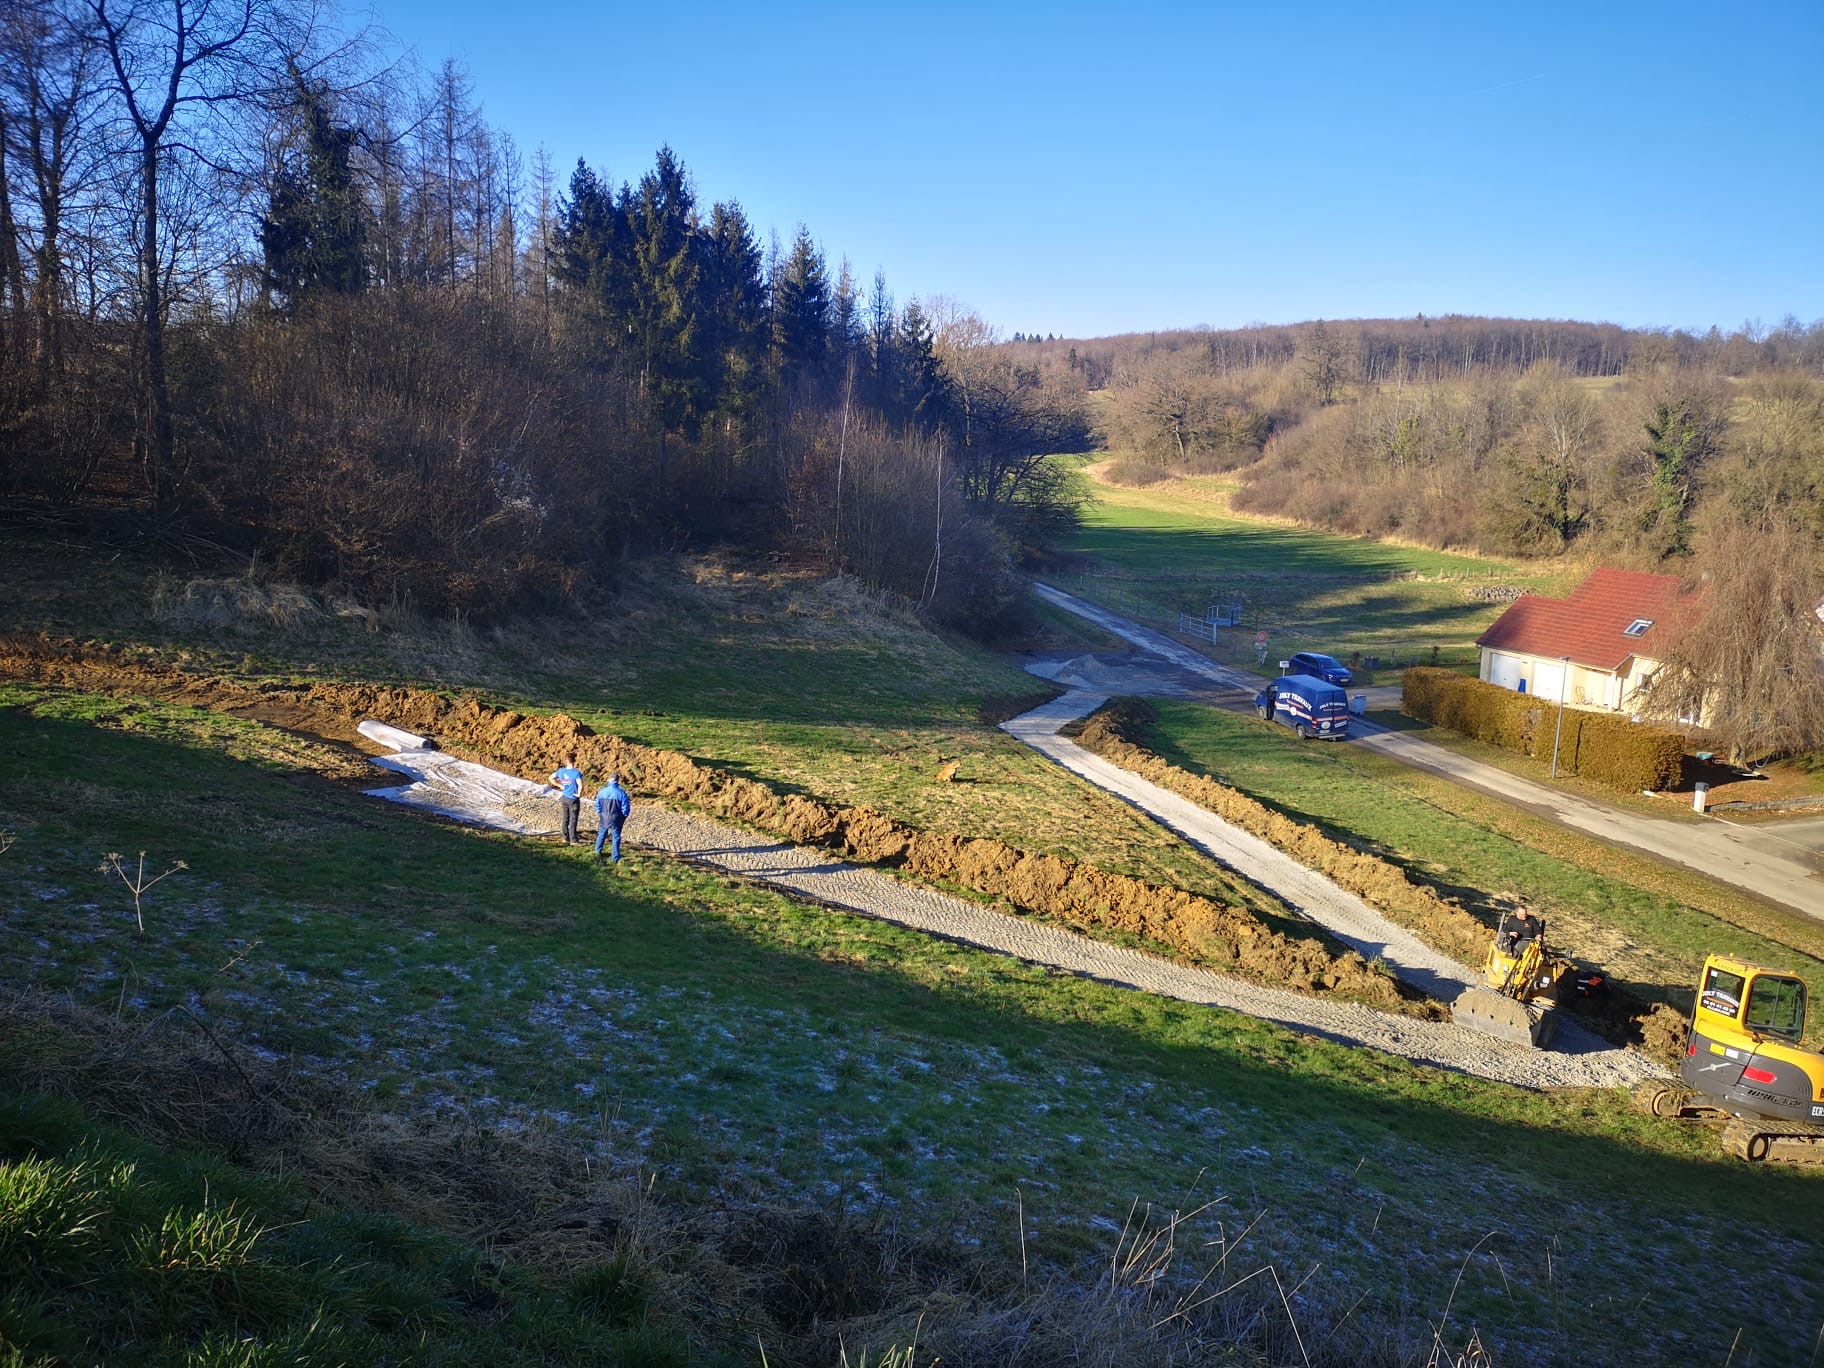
[0,0,1089,630]
[1052,318,1824,759]
[2,0,1822,751]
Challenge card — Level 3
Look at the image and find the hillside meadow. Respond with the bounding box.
[3,541,1823,1365]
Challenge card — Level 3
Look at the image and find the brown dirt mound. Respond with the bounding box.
[1072,697,1682,1047]
[0,633,1406,1011]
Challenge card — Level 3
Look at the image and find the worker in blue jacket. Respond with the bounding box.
[549,753,585,844]
[594,773,632,862]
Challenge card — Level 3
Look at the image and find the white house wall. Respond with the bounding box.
[1477,649,1623,709]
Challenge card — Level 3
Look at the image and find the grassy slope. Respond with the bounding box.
[1067,466,1577,677]
[6,688,1824,1365]
[0,545,1262,912]
[1139,699,1824,1036]
[4,540,1824,1363]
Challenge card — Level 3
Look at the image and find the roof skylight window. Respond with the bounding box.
[1623,618,1653,638]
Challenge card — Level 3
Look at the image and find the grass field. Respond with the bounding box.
[1136,700,1824,1035]
[6,537,1824,1364]
[1062,464,1579,680]
[0,545,1264,910]
[6,684,1824,1364]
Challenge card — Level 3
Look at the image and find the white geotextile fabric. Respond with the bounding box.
[359,718,558,835]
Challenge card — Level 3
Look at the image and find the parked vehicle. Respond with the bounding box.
[1288,651,1352,686]
[1254,674,1351,740]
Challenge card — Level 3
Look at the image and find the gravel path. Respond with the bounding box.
[365,723,1660,1090]
[999,692,1656,1088]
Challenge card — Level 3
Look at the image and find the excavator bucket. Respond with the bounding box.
[1452,987,1559,1048]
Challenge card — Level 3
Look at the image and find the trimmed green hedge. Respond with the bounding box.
[1402,667,1685,792]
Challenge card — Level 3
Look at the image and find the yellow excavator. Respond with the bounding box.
[1452,911,1575,1048]
[1634,953,1824,1163]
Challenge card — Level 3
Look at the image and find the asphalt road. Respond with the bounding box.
[1031,582,1824,924]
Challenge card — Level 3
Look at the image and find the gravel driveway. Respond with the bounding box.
[366,721,1661,1091]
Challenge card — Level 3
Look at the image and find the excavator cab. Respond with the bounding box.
[1681,955,1821,1130]
[1638,953,1824,1163]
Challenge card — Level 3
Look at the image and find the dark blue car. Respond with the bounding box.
[1288,651,1352,686]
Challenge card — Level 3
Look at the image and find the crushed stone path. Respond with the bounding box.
[1000,692,1655,1086]
[363,725,1658,1090]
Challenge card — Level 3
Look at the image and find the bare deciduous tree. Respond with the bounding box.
[90,0,279,517]
[1641,513,1824,765]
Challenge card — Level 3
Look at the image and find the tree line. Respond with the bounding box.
[1089,318,1824,763]
[0,0,1091,630]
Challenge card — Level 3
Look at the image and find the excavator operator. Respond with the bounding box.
[1499,908,1544,952]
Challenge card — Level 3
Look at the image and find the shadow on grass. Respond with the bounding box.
[5,700,1824,1365]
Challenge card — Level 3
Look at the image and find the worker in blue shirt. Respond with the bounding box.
[594,773,632,862]
[549,753,585,844]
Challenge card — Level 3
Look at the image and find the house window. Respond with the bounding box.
[1623,618,1653,637]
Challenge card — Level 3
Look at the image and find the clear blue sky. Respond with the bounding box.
[370,0,1824,340]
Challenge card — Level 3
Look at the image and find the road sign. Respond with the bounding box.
[1254,630,1269,644]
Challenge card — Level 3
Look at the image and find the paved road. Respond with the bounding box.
[1032,582,1824,923]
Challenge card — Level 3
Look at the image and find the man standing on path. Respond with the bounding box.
[594,773,632,862]
[550,753,585,844]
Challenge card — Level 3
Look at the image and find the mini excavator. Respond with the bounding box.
[1452,910,1574,1049]
[1634,953,1824,1164]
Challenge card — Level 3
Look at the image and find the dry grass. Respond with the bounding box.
[1,988,1455,1367]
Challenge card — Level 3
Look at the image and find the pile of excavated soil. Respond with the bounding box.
[1069,697,1690,1060]
[0,634,1405,1011]
[1070,700,1493,963]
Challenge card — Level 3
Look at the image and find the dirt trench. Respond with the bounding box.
[0,634,1408,1011]
[1068,698,1689,1057]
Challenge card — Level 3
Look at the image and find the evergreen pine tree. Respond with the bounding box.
[627,145,704,432]
[551,159,635,351]
[260,77,366,309]
[892,299,947,427]
[866,268,895,409]
[701,199,769,418]
[771,225,831,375]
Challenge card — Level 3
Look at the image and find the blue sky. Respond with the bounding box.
[369,0,1824,339]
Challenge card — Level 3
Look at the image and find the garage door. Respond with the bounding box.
[1487,652,1527,692]
[1532,659,1566,703]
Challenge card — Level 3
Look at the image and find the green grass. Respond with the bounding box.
[1061,465,1576,677]
[6,687,1824,1364]
[0,1092,694,1366]
[1137,698,1824,1027]
[0,540,1259,903]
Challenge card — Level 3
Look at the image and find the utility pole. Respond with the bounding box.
[1550,655,1570,778]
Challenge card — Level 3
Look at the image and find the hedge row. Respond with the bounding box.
[1401,667,1685,792]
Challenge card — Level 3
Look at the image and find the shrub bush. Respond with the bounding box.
[1402,667,1684,791]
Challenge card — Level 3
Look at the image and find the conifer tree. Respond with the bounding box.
[701,199,768,417]
[771,224,830,375]
[892,299,946,426]
[260,74,366,309]
[627,145,703,432]
[865,268,895,408]
[551,159,633,350]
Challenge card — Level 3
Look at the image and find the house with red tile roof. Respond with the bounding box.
[1475,568,1706,722]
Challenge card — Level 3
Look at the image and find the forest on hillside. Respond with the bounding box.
[0,0,1089,631]
[1053,318,1824,760]
[3,0,1822,755]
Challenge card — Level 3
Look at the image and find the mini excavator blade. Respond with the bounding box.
[1451,987,1559,1048]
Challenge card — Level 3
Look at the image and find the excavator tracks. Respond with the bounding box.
[1630,1080,1728,1121]
[1721,1116,1824,1165]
